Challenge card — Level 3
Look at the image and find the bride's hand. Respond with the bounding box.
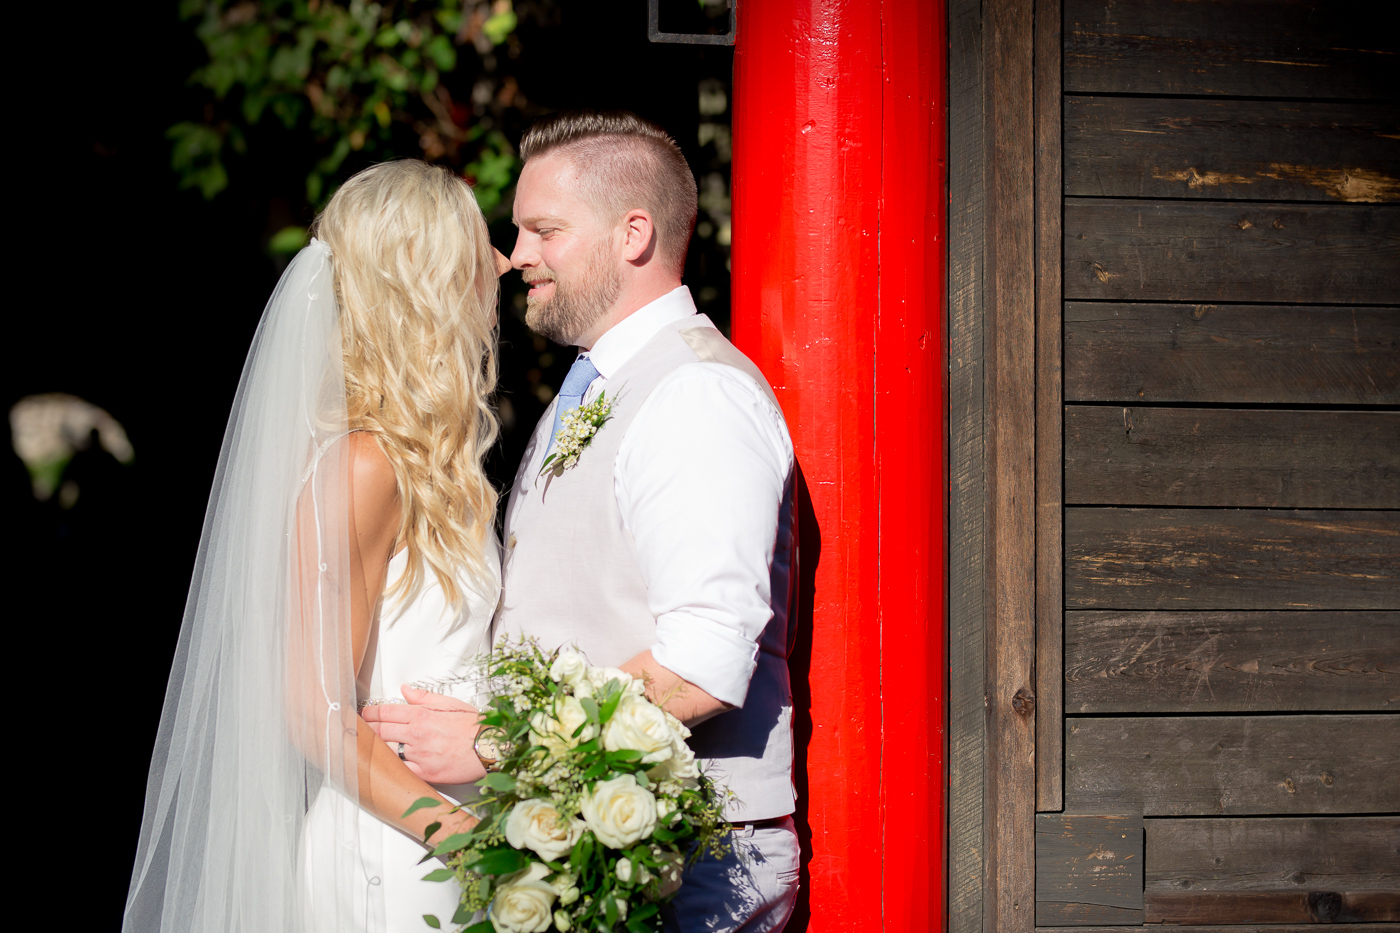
[361,685,489,785]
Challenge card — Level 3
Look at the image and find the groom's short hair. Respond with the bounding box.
[520,110,698,275]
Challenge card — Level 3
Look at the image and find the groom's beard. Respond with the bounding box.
[524,238,622,346]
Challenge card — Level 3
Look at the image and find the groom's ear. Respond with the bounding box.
[619,208,657,265]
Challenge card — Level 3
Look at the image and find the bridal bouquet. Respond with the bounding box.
[410,641,730,933]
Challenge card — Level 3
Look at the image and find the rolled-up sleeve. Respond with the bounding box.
[614,362,794,708]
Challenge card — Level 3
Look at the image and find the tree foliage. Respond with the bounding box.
[170,0,522,212]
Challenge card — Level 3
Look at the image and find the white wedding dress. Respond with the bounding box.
[300,540,501,933]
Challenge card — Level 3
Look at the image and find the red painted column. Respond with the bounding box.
[730,1,947,930]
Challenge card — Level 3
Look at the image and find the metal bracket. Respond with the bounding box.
[647,0,735,46]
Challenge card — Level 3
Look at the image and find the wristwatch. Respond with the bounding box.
[473,726,508,772]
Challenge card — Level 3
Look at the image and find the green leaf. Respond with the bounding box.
[421,868,455,883]
[431,833,473,857]
[421,821,442,843]
[473,846,529,875]
[482,772,516,793]
[579,696,600,721]
[461,922,493,933]
[599,689,623,723]
[482,9,518,44]
[604,892,619,927]
[570,832,593,872]
[582,761,609,781]
[608,749,643,764]
[423,915,441,929]
[402,797,441,819]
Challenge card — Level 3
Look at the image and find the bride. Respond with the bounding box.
[124,160,504,932]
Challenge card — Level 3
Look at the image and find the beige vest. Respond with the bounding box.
[495,314,796,821]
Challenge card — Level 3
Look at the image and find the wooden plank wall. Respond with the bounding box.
[1048,0,1400,928]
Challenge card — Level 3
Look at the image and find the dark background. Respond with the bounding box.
[7,2,732,924]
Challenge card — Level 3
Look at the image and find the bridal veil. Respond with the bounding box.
[125,240,383,931]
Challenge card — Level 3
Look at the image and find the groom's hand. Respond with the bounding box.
[360,686,488,785]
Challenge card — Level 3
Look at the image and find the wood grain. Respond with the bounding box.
[1065,508,1400,610]
[1035,814,1143,927]
[1146,817,1400,893]
[947,0,989,926]
[1146,891,1400,924]
[1034,0,1064,815]
[985,0,1037,926]
[1064,407,1400,509]
[1063,0,1400,98]
[1064,199,1400,305]
[1064,714,1400,815]
[1065,96,1400,203]
[1064,302,1400,406]
[1065,611,1400,713]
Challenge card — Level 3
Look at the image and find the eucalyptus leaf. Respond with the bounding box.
[422,915,440,929]
[402,796,441,819]
[420,868,454,883]
[482,772,516,793]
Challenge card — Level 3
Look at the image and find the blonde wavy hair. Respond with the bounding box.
[312,160,500,607]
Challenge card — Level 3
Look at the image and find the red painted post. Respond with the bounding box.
[730,1,947,930]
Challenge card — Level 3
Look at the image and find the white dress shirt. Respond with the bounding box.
[570,286,794,707]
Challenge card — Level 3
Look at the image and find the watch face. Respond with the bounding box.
[475,726,508,769]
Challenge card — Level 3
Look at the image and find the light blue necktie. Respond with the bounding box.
[547,355,601,454]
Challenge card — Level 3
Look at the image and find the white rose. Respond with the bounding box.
[549,651,588,686]
[547,871,576,896]
[615,857,633,884]
[603,695,675,765]
[489,862,557,933]
[529,696,596,758]
[553,909,571,932]
[580,773,658,849]
[648,739,699,782]
[504,800,585,862]
[662,710,691,741]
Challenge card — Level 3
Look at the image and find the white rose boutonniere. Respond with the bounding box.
[540,392,615,478]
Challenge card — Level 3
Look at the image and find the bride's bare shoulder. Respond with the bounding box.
[345,432,400,535]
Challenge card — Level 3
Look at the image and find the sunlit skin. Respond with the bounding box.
[332,245,511,850]
[362,154,733,786]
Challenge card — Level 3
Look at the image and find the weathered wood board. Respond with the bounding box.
[1064,302,1400,406]
[1064,199,1400,305]
[1065,508,1400,610]
[1064,407,1400,509]
[1065,97,1400,203]
[1064,611,1400,713]
[1146,817,1400,893]
[1035,814,1143,927]
[1063,0,1400,98]
[1064,715,1400,815]
[1145,891,1400,924]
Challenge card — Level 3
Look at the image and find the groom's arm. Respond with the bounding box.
[619,649,731,725]
[615,361,794,723]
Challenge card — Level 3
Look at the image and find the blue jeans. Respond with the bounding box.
[663,817,800,933]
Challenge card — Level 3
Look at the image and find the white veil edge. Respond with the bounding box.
[124,240,383,932]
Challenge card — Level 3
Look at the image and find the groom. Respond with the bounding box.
[365,111,798,932]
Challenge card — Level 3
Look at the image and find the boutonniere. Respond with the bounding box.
[539,391,616,478]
